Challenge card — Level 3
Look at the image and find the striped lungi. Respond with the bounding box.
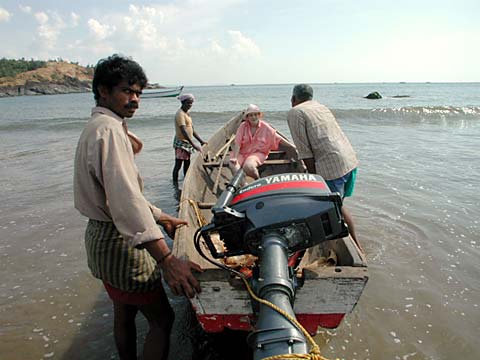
[173,137,195,153]
[84,219,162,293]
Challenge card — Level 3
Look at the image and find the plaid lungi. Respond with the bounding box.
[173,137,195,153]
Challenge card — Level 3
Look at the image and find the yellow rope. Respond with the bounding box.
[242,278,332,360]
[186,199,208,227]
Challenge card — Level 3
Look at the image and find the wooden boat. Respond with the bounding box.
[173,113,368,336]
[142,85,184,98]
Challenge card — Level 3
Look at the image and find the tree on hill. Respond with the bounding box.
[0,58,48,78]
[0,58,92,78]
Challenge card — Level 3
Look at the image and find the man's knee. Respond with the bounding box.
[151,308,174,331]
[140,302,175,330]
[113,303,138,326]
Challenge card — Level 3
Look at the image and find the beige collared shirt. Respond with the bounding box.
[287,100,358,180]
[74,106,164,247]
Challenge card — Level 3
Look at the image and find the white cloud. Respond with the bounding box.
[71,12,80,27]
[35,12,49,25]
[129,4,160,20]
[19,5,31,14]
[209,39,225,55]
[88,19,115,41]
[122,5,167,49]
[174,38,186,52]
[228,30,261,57]
[0,7,11,22]
[33,11,68,49]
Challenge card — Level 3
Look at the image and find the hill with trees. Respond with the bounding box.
[0,59,94,97]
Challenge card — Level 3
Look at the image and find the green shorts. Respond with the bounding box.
[325,168,357,198]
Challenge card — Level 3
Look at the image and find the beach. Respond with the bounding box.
[0,83,479,360]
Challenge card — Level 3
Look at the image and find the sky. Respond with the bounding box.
[0,0,478,85]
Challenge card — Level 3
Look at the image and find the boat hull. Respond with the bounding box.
[190,247,367,335]
[142,86,184,98]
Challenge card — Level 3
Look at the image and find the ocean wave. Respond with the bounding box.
[332,106,480,124]
[371,105,480,116]
[2,106,478,132]
[0,117,88,132]
[188,106,480,123]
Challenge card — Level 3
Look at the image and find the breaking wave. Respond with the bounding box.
[332,106,480,125]
[1,106,479,132]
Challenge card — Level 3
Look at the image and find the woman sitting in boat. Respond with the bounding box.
[229,104,294,180]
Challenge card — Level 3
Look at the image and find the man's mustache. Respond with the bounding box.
[125,102,138,109]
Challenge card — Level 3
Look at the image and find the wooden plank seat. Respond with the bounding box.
[203,158,293,169]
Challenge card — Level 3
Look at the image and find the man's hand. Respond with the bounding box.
[160,255,203,298]
[157,214,188,238]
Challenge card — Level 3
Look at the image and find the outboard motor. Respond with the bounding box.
[198,171,348,359]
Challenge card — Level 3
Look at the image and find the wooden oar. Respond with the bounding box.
[214,134,235,159]
[212,135,236,193]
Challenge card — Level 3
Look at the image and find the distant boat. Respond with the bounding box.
[142,85,184,99]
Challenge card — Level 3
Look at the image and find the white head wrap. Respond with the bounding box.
[178,93,195,102]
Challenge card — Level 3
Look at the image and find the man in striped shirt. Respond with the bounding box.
[74,54,202,360]
[287,84,362,251]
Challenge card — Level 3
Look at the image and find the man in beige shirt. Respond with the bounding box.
[74,54,202,360]
[287,83,362,250]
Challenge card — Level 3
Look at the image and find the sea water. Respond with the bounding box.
[0,83,479,359]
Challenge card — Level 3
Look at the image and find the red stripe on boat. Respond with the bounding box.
[296,314,346,334]
[231,181,326,204]
[197,313,345,335]
[198,314,254,333]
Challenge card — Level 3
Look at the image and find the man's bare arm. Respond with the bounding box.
[143,239,202,298]
[193,130,206,145]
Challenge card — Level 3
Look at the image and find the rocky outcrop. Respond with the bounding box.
[0,62,93,97]
[364,91,382,99]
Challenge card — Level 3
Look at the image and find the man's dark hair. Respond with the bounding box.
[92,54,148,102]
[292,83,314,102]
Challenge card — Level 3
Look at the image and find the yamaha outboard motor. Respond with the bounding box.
[198,171,348,359]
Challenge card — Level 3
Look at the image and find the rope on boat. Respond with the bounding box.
[187,198,334,360]
[242,278,332,360]
[186,199,208,227]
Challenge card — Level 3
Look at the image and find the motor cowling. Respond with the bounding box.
[203,173,348,258]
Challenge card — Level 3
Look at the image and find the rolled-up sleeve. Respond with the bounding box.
[287,109,313,159]
[148,204,163,222]
[95,127,164,247]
